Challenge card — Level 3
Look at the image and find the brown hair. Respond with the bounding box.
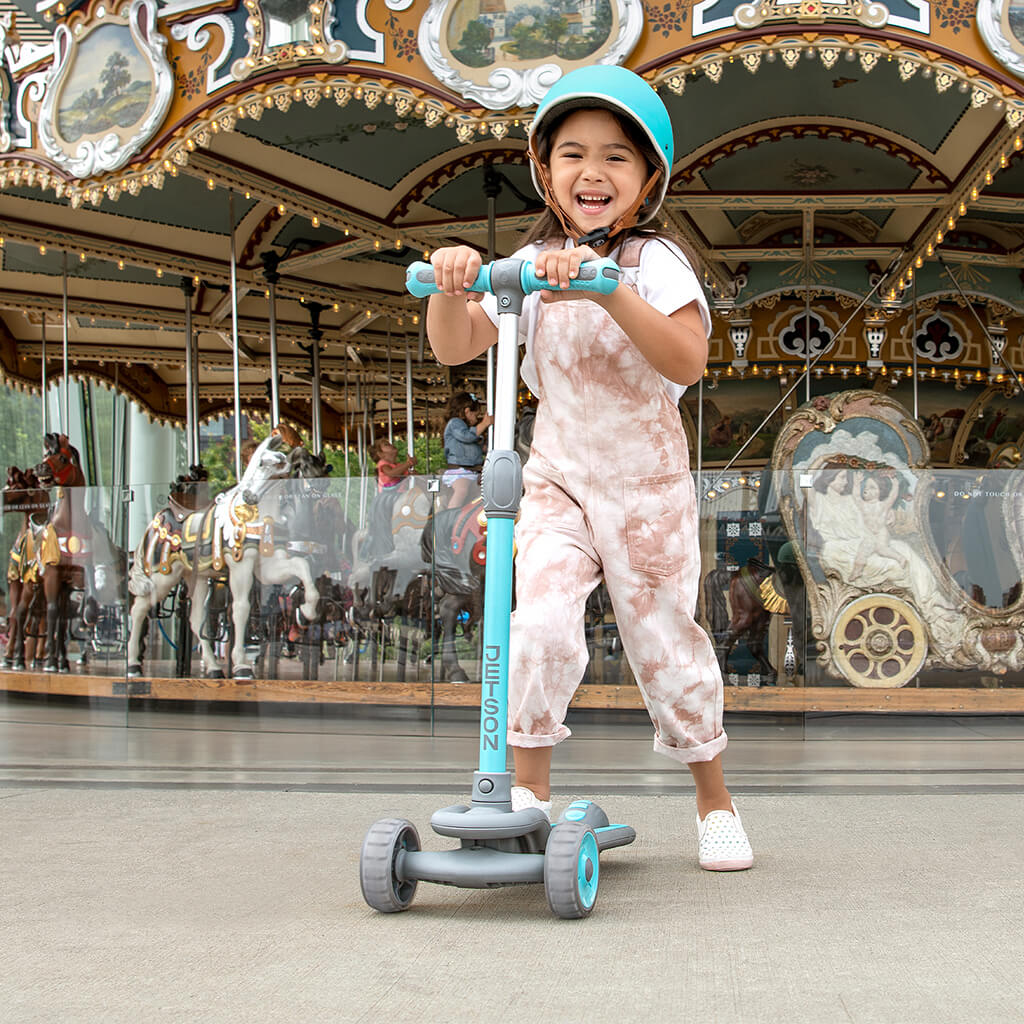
[368,438,394,463]
[445,390,480,422]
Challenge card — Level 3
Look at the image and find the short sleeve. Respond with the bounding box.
[637,239,712,338]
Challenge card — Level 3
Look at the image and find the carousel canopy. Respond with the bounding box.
[2,0,1024,443]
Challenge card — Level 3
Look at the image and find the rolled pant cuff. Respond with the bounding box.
[507,725,572,748]
[653,729,728,765]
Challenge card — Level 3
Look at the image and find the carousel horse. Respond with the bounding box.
[251,451,354,678]
[347,477,432,658]
[3,467,49,669]
[418,495,487,683]
[126,428,324,680]
[31,433,123,672]
[703,557,779,683]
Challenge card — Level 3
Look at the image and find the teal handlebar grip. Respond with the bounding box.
[406,262,491,297]
[405,257,619,298]
[519,257,620,296]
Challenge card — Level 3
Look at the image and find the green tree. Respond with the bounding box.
[100,51,131,102]
[453,19,492,67]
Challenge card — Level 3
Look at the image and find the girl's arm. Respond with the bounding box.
[535,245,708,386]
[426,246,498,365]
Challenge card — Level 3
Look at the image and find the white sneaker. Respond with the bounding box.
[697,801,754,871]
[511,786,552,820]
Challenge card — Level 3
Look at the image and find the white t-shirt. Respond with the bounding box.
[480,236,711,404]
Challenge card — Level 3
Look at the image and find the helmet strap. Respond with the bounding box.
[528,140,663,250]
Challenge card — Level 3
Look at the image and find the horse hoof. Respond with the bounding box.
[233,667,254,680]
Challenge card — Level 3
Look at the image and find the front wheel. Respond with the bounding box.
[544,821,599,919]
[360,818,420,913]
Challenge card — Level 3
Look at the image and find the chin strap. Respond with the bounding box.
[527,139,662,251]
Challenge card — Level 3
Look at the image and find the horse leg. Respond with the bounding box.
[126,588,156,676]
[719,628,740,676]
[748,615,777,685]
[190,576,221,678]
[228,557,256,679]
[5,580,24,669]
[43,571,62,672]
[437,594,468,683]
[57,581,72,671]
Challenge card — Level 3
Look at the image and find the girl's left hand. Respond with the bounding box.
[533,245,603,301]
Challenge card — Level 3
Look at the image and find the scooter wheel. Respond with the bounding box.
[544,821,599,919]
[360,818,420,913]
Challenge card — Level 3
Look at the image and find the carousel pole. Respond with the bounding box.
[343,361,351,476]
[386,326,394,444]
[356,373,367,528]
[61,251,70,435]
[261,252,282,426]
[180,276,196,467]
[405,347,414,462]
[911,276,919,420]
[300,301,327,456]
[190,286,200,464]
[227,193,244,482]
[696,375,704,502]
[804,211,812,404]
[40,311,48,434]
[484,165,499,448]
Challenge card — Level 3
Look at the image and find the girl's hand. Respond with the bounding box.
[533,245,601,300]
[430,245,484,297]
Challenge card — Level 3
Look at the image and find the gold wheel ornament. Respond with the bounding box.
[830,595,927,688]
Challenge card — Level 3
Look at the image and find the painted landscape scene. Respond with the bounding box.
[57,25,152,143]
[448,0,613,68]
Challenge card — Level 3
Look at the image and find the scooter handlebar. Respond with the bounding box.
[405,257,620,299]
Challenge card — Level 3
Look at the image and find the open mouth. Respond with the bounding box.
[575,193,612,214]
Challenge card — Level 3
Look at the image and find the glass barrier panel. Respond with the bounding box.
[0,481,128,729]
[123,472,436,736]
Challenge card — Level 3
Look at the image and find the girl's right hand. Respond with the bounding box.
[430,245,484,297]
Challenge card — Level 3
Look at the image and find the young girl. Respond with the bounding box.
[368,438,415,493]
[442,391,493,508]
[424,66,753,871]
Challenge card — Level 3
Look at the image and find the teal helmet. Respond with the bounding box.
[528,65,674,227]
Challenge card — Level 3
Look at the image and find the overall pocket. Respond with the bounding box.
[623,472,690,576]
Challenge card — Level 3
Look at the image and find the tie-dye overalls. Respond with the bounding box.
[507,239,728,764]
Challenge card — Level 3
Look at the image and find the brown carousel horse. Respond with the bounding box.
[3,467,50,670]
[703,557,779,684]
[31,433,118,673]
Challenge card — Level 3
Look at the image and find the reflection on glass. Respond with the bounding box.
[263,0,312,46]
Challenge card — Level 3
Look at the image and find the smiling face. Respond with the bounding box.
[544,108,649,239]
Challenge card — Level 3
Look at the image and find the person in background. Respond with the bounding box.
[369,438,415,493]
[442,391,493,508]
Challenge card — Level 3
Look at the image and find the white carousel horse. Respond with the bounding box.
[126,429,323,680]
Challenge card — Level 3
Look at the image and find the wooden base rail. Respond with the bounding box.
[1,672,1023,713]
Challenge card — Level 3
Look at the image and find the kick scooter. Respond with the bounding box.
[359,256,636,919]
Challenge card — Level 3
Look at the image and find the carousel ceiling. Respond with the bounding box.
[2,0,1024,443]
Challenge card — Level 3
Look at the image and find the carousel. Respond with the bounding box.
[3,0,1024,715]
